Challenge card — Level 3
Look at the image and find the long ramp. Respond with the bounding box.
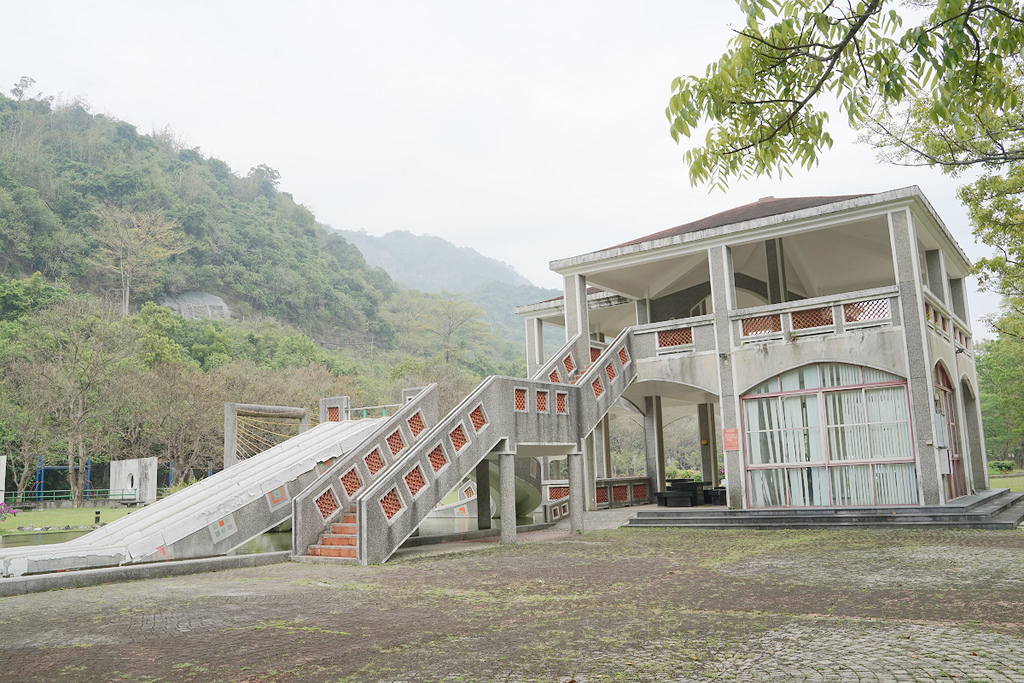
[0,417,383,577]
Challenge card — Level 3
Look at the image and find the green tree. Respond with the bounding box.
[91,204,190,315]
[16,296,137,506]
[667,0,1023,188]
[977,338,1024,466]
[416,291,491,364]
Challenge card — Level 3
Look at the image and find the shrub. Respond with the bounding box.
[988,460,1015,474]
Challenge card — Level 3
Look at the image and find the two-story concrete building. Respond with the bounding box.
[516,186,987,510]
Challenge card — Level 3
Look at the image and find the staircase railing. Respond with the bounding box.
[291,385,439,557]
[353,327,638,564]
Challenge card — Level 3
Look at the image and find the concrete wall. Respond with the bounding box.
[110,458,158,503]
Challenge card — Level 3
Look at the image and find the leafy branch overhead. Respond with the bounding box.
[667,0,1024,189]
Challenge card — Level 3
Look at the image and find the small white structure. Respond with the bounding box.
[110,458,158,504]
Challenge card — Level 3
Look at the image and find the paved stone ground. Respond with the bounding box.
[2,513,1024,682]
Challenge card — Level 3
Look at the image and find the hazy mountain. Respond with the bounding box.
[337,229,531,293]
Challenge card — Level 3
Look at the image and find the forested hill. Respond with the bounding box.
[336,229,559,342]
[0,93,394,344]
[338,229,531,292]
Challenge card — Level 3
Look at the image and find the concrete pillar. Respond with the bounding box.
[949,278,969,323]
[698,403,720,487]
[925,249,947,304]
[889,210,942,505]
[596,415,612,478]
[582,431,598,510]
[319,396,351,423]
[564,274,589,341]
[475,460,492,530]
[765,238,787,304]
[223,403,238,469]
[635,298,650,325]
[708,245,743,508]
[568,452,584,534]
[525,317,545,377]
[643,396,666,492]
[499,453,517,544]
[961,381,988,492]
[0,455,6,503]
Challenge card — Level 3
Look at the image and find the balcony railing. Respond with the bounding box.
[923,291,973,357]
[733,286,900,343]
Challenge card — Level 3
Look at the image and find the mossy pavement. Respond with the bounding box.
[1,510,1023,682]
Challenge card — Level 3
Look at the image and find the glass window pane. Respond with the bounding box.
[781,365,820,391]
[828,425,869,460]
[748,431,785,464]
[749,469,787,508]
[788,467,828,506]
[745,397,781,431]
[784,428,823,462]
[824,390,864,426]
[830,465,872,506]
[747,378,778,395]
[865,386,909,423]
[873,463,918,504]
[868,423,912,460]
[863,367,901,384]
[821,363,862,388]
[782,394,820,429]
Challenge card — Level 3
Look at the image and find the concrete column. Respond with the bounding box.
[925,250,948,304]
[698,403,720,486]
[475,460,492,530]
[525,317,545,377]
[499,453,517,544]
[890,210,942,505]
[596,415,612,478]
[564,274,589,340]
[960,382,988,492]
[950,279,969,323]
[223,403,238,469]
[0,455,6,503]
[643,396,666,492]
[568,452,584,534]
[582,431,598,510]
[708,245,742,507]
[765,238,787,304]
[635,298,650,325]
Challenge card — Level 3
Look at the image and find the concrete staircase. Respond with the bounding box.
[626,488,1024,530]
[309,511,358,559]
[292,329,638,564]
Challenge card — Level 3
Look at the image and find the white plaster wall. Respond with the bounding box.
[110,458,158,504]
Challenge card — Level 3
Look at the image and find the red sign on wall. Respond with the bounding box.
[723,428,740,451]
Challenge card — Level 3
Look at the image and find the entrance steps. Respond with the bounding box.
[308,511,358,560]
[626,489,1024,530]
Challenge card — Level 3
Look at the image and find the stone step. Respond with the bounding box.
[331,523,357,535]
[310,544,357,559]
[320,534,357,547]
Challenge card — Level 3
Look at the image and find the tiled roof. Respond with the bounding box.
[608,194,871,249]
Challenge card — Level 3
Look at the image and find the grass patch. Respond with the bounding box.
[997,475,1024,492]
[0,506,135,534]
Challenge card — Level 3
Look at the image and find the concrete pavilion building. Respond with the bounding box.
[516,186,988,510]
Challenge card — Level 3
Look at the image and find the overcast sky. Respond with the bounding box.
[0,1,999,335]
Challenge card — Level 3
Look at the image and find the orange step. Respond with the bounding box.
[310,545,357,558]
[320,534,357,546]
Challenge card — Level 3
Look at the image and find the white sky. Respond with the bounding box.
[0,0,1000,336]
